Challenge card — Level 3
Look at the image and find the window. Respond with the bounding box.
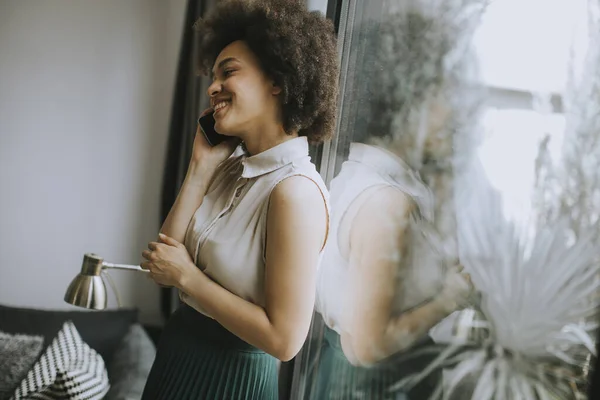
[289,0,599,399]
[473,0,590,225]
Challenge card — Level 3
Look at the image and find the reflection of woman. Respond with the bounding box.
[138,1,338,399]
[314,143,473,400]
[314,11,475,400]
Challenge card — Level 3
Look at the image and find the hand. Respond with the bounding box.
[191,108,241,171]
[340,331,361,367]
[141,233,200,290]
[437,264,474,313]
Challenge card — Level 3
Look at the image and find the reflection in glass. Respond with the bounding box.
[310,1,486,398]
[299,0,600,399]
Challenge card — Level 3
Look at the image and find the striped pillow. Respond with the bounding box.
[11,321,109,400]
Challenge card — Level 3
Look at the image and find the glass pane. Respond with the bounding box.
[473,0,589,92]
[294,0,600,399]
[477,109,565,225]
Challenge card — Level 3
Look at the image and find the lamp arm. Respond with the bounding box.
[99,261,148,309]
[102,262,148,272]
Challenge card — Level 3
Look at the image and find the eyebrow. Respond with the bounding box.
[211,57,238,78]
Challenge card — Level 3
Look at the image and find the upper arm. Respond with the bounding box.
[344,186,413,360]
[263,175,328,357]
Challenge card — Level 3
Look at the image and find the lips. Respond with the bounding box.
[213,100,229,116]
[210,96,230,107]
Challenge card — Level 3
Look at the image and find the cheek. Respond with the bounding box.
[234,79,275,110]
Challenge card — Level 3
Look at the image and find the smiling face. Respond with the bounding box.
[207,40,282,138]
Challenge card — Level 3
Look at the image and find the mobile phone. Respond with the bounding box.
[198,113,229,147]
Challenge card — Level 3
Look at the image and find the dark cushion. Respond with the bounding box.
[0,304,137,364]
[106,324,156,399]
[0,331,44,400]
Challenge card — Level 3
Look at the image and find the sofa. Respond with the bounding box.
[0,304,157,400]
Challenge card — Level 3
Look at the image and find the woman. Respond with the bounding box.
[139,1,338,399]
[313,9,478,400]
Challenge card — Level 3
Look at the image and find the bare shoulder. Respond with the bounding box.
[356,185,412,221]
[266,175,328,258]
[351,185,413,243]
[269,175,327,212]
[267,175,328,249]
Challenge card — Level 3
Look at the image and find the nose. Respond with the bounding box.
[207,79,221,98]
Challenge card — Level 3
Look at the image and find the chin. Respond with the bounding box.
[214,121,235,137]
[215,120,243,138]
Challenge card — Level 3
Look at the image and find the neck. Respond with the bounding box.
[241,121,298,155]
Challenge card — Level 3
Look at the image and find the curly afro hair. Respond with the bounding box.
[349,4,484,171]
[193,0,339,144]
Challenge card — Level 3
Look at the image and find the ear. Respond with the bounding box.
[271,82,282,96]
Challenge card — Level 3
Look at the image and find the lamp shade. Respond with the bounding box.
[64,274,107,310]
[64,253,107,310]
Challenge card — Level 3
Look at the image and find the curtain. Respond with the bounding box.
[159,0,217,319]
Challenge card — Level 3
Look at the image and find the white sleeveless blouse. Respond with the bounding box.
[181,136,330,317]
[316,143,445,334]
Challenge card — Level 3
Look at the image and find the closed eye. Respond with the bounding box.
[211,57,240,80]
[212,69,235,81]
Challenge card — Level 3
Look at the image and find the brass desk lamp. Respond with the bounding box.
[64,253,147,310]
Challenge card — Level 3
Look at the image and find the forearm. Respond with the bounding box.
[160,162,214,243]
[382,296,453,353]
[180,270,296,361]
[348,297,453,366]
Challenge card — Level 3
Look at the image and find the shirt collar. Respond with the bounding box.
[348,142,435,220]
[241,136,309,178]
[348,142,412,179]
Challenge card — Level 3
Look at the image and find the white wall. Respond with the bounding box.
[0,0,188,325]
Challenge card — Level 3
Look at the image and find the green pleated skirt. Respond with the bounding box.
[141,304,278,400]
[312,327,439,400]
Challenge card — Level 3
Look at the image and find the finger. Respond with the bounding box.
[148,242,160,251]
[140,261,152,271]
[194,124,211,146]
[141,250,153,261]
[158,233,181,247]
[199,107,214,118]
